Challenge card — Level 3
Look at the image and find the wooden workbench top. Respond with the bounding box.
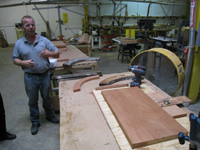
[50,45,97,72]
[59,72,190,150]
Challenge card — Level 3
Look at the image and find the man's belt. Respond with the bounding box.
[26,70,49,76]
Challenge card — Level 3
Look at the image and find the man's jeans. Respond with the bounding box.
[24,71,53,124]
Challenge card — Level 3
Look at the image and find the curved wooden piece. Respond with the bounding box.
[63,57,100,67]
[99,74,135,86]
[73,75,100,92]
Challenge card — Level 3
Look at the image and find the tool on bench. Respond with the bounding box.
[130,48,184,96]
[127,65,146,87]
[178,112,200,150]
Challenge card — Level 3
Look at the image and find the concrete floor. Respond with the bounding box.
[0,45,200,150]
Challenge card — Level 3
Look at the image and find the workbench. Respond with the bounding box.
[50,44,97,73]
[59,72,191,150]
[49,45,97,111]
[150,36,178,50]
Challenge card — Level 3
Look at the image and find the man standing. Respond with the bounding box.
[12,15,59,135]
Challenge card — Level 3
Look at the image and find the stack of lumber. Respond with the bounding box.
[77,33,92,44]
[51,41,67,52]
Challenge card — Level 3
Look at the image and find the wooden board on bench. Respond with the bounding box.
[101,87,188,149]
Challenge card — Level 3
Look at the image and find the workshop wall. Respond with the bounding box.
[0,0,187,44]
[0,0,84,44]
[88,0,187,26]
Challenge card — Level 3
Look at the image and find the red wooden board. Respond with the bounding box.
[102,87,188,148]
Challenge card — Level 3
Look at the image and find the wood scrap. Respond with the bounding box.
[101,87,188,149]
[162,105,187,118]
[56,58,69,62]
[156,96,192,107]
[73,75,100,92]
[77,33,91,44]
[51,41,66,48]
[58,47,67,52]
[146,92,166,101]
[99,74,135,86]
[49,52,69,63]
[63,57,100,67]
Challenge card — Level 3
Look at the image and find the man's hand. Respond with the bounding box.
[40,48,50,59]
[14,58,35,68]
[24,59,35,68]
[40,47,59,58]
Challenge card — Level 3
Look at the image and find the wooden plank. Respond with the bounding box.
[93,90,190,150]
[58,47,67,52]
[101,87,188,149]
[146,92,166,101]
[50,52,69,62]
[156,96,192,107]
[163,105,187,118]
[52,45,97,71]
[146,92,192,107]
[52,41,66,48]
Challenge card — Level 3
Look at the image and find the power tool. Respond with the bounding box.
[127,65,146,87]
[178,112,200,150]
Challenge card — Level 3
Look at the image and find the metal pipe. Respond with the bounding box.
[160,4,168,17]
[0,1,126,8]
[61,7,84,16]
[57,6,62,37]
[115,3,120,12]
[115,5,126,15]
[0,1,96,8]
[34,4,57,40]
[32,5,84,16]
[147,3,152,18]
[183,0,197,96]
[112,0,116,26]
[114,0,188,6]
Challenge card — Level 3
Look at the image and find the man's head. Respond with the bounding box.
[21,15,36,37]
